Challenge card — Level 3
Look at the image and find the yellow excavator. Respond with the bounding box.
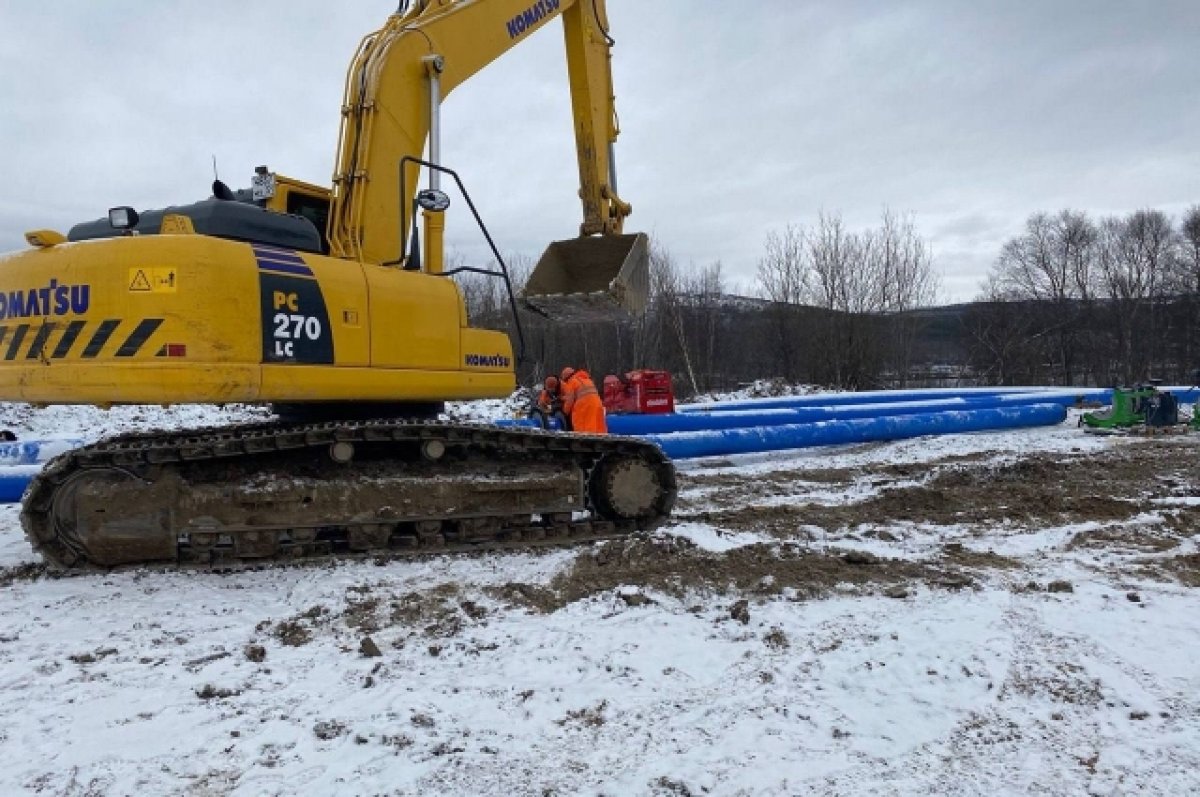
[0,0,675,570]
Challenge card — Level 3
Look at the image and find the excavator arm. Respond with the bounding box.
[328,0,647,318]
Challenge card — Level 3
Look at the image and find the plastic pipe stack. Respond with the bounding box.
[644,403,1068,460]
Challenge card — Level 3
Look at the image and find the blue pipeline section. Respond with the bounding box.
[680,387,1048,413]
[0,439,83,467]
[1153,387,1200,404]
[0,439,84,505]
[608,391,1107,435]
[0,466,38,503]
[680,386,1200,415]
[646,403,1069,460]
[495,417,562,431]
[496,394,1064,435]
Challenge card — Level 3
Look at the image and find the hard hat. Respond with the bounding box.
[560,367,575,383]
[544,375,558,390]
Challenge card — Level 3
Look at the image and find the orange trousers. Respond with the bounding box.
[568,393,607,434]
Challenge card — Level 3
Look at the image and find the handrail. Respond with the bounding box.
[393,155,526,364]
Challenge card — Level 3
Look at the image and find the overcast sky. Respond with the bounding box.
[1,1,1196,302]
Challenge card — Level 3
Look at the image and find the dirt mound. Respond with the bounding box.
[683,440,1200,543]
[490,536,960,614]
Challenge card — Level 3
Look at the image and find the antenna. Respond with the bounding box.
[210,155,234,202]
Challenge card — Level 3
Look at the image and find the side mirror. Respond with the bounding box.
[416,188,451,212]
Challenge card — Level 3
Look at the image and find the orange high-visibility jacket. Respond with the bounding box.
[561,370,607,434]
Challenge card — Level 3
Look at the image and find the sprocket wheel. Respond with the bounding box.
[593,455,661,520]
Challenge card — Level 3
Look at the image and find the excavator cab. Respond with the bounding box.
[521,232,650,323]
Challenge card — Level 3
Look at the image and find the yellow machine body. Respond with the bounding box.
[0,233,513,405]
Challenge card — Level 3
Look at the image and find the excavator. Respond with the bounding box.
[0,0,676,570]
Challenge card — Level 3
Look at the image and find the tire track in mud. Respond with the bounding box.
[674,439,1200,589]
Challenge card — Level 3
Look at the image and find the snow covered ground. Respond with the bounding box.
[1,400,1199,795]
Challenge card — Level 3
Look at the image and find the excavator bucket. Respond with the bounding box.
[521,232,650,322]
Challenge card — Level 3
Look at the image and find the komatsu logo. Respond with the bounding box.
[0,279,90,320]
[465,353,511,368]
[506,0,560,39]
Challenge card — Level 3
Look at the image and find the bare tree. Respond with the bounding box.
[1182,206,1200,289]
[875,210,940,385]
[1163,206,1200,297]
[650,244,702,394]
[755,224,808,380]
[992,210,1098,383]
[757,225,807,305]
[1097,209,1177,383]
[1165,206,1200,374]
[805,212,886,387]
[963,275,1042,385]
[454,251,532,327]
[753,211,939,388]
[680,260,727,392]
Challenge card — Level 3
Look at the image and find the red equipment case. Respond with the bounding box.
[602,370,675,415]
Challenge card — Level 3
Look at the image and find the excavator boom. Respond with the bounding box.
[329,0,648,317]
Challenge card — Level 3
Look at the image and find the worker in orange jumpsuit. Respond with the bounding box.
[559,366,607,434]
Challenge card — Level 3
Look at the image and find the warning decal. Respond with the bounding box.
[128,269,151,292]
[128,268,178,293]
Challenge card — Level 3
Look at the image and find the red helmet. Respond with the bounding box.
[543,375,559,391]
[560,367,575,383]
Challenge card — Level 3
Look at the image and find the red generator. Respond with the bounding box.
[602,370,675,415]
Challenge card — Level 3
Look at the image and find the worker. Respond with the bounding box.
[537,375,560,413]
[531,374,571,431]
[559,366,607,434]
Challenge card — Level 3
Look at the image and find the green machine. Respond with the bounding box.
[1082,382,1180,431]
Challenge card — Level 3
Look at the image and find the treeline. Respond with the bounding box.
[455,210,943,397]
[964,205,1200,386]
[454,204,1200,397]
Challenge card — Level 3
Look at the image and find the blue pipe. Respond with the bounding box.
[0,439,84,467]
[498,393,1094,436]
[497,387,1199,436]
[679,387,1048,414]
[646,403,1068,460]
[0,466,38,503]
[683,385,1200,415]
[494,417,562,430]
[607,392,1111,435]
[1160,387,1200,404]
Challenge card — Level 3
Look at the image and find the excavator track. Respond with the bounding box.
[21,420,677,572]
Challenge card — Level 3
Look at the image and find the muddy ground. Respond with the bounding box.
[497,436,1200,616]
[5,436,1198,610]
[204,435,1200,647]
